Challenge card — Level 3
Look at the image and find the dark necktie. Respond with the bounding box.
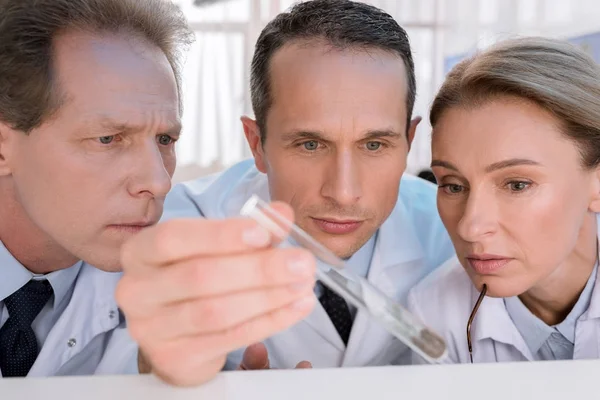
[0,280,53,377]
[318,282,353,345]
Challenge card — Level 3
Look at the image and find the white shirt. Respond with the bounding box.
[0,240,138,377]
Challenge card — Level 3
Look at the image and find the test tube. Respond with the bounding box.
[240,195,448,364]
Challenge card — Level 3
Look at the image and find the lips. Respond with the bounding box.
[467,255,512,275]
[311,218,363,235]
[106,220,156,235]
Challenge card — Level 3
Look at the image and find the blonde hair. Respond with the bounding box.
[430,37,600,168]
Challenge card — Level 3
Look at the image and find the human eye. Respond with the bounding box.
[300,140,320,151]
[505,180,532,193]
[439,183,466,195]
[157,134,177,146]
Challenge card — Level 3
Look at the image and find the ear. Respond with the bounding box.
[0,121,17,176]
[588,166,600,213]
[407,116,421,151]
[241,116,267,173]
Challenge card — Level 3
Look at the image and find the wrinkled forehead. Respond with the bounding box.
[431,98,582,173]
[51,30,179,121]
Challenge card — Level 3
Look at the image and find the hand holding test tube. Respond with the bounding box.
[241,195,448,364]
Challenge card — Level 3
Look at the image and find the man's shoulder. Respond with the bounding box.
[394,174,443,233]
[163,159,264,220]
[391,174,454,267]
[176,159,258,194]
[398,174,438,214]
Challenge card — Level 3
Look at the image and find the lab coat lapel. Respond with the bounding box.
[470,290,534,362]
[301,294,347,351]
[342,200,427,366]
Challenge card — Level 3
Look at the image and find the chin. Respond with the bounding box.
[470,276,529,299]
[74,245,123,272]
[323,236,368,260]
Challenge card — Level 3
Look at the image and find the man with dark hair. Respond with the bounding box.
[118,0,455,386]
[0,0,192,377]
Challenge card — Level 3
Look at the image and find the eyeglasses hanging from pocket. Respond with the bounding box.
[467,283,487,363]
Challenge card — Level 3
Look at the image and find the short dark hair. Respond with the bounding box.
[250,0,416,142]
[0,0,194,133]
[417,169,437,184]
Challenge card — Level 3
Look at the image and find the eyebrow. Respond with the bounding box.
[431,158,541,173]
[280,130,329,143]
[97,117,182,137]
[362,129,403,140]
[280,129,402,143]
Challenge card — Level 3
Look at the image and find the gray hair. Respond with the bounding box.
[0,0,194,133]
[430,37,600,168]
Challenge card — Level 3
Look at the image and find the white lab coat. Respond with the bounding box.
[407,215,600,364]
[163,159,455,369]
[0,265,137,377]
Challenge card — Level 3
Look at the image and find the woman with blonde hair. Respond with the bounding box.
[408,37,600,363]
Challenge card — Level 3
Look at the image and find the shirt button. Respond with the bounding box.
[109,310,116,319]
[67,338,77,348]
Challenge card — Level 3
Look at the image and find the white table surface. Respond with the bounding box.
[1,359,597,399]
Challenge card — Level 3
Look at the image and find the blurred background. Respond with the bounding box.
[170,0,600,182]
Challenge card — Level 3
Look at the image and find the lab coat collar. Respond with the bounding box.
[470,288,534,360]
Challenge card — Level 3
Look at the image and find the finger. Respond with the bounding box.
[128,284,315,341]
[116,248,316,312]
[121,202,294,272]
[238,343,270,370]
[145,295,316,367]
[295,361,313,369]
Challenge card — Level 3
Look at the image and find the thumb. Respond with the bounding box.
[237,343,270,370]
[295,360,312,369]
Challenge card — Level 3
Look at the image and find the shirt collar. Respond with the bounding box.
[504,295,556,354]
[556,262,597,341]
[0,240,82,308]
[0,240,32,301]
[343,232,377,276]
[504,262,598,353]
[42,262,83,308]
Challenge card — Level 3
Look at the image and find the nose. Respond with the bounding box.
[320,149,362,206]
[127,139,172,199]
[456,187,497,243]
